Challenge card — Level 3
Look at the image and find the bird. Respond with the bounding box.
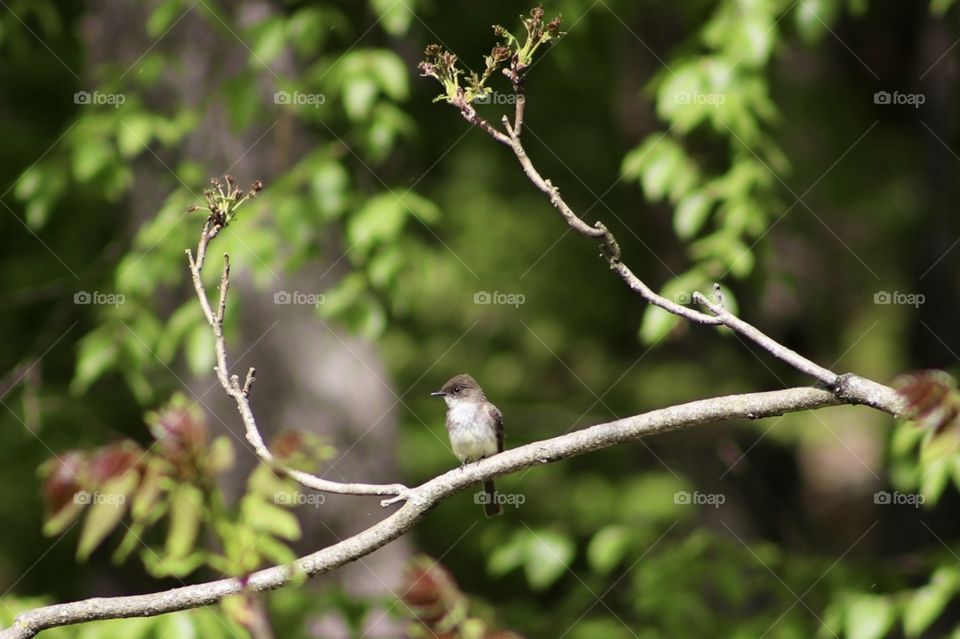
[431,373,504,516]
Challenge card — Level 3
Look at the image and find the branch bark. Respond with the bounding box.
[3,384,897,639]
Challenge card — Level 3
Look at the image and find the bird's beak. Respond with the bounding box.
[430,390,445,397]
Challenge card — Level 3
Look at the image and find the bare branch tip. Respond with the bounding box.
[380,487,414,508]
[242,368,257,397]
[712,283,725,308]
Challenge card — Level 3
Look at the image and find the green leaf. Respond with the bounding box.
[248,16,286,65]
[72,140,115,182]
[620,144,647,181]
[565,618,634,639]
[845,594,895,639]
[891,422,925,459]
[154,612,196,639]
[143,550,207,578]
[346,193,407,256]
[19,166,68,228]
[638,272,707,344]
[621,473,689,521]
[156,301,202,364]
[402,191,440,223]
[371,0,412,37]
[364,103,414,160]
[184,322,215,378]
[368,246,404,288]
[904,568,960,637]
[25,200,51,229]
[674,192,714,239]
[689,231,755,278]
[287,7,334,57]
[112,518,147,564]
[641,143,684,202]
[207,436,235,475]
[153,109,199,145]
[351,297,387,339]
[72,328,119,395]
[932,0,958,15]
[131,460,165,520]
[919,434,956,506]
[488,531,527,577]
[256,534,298,566]
[118,114,153,158]
[147,0,183,38]
[43,499,85,537]
[369,50,408,100]
[318,273,365,318]
[738,14,775,66]
[523,529,575,591]
[215,518,249,563]
[165,484,204,559]
[14,167,44,201]
[657,64,710,133]
[248,463,295,499]
[310,160,350,220]
[343,77,378,121]
[795,0,836,45]
[587,525,631,575]
[639,307,679,346]
[240,496,302,541]
[76,471,139,560]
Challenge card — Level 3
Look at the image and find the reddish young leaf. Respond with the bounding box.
[895,370,960,434]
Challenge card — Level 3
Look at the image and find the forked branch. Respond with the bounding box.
[184,177,408,499]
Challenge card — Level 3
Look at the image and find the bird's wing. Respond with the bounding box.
[490,403,504,452]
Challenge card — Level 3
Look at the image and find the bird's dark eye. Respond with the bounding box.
[453,386,462,393]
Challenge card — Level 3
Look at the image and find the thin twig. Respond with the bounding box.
[692,291,837,385]
[185,219,408,498]
[453,93,893,390]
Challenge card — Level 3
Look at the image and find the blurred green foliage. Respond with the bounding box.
[3,0,960,638]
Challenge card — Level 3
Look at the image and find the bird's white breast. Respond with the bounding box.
[446,401,498,463]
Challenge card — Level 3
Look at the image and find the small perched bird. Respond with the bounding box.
[431,373,504,516]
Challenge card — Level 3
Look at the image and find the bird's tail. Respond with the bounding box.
[483,479,502,517]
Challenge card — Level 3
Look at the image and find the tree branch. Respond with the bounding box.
[185,209,408,499]
[4,384,897,639]
[445,91,901,408]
